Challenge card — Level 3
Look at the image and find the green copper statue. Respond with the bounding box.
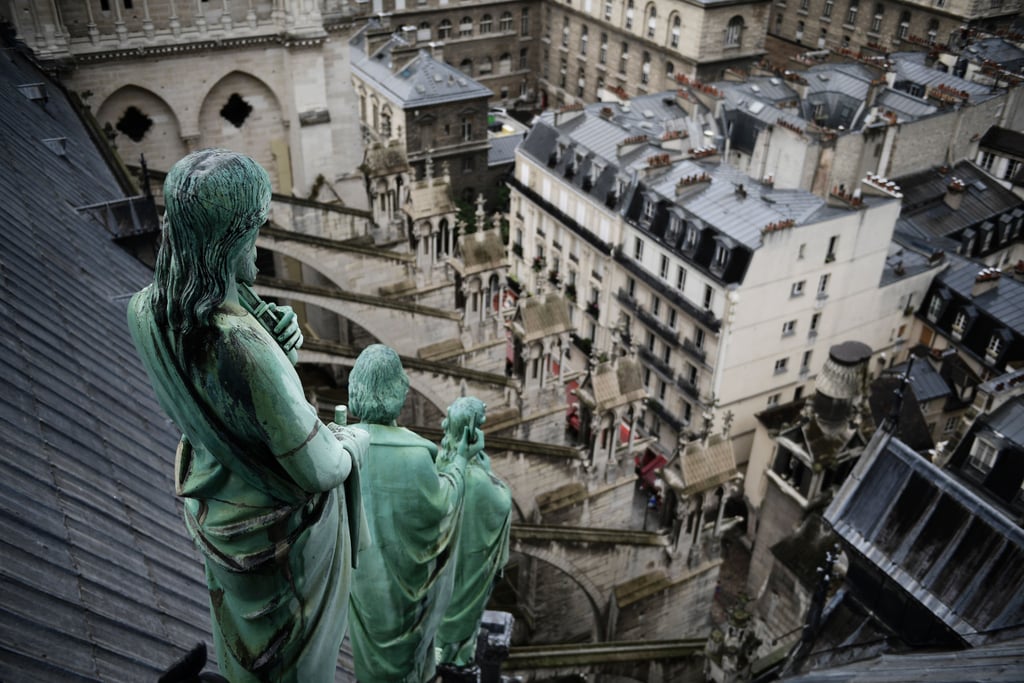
[437,397,512,670]
[347,345,481,683]
[127,149,368,682]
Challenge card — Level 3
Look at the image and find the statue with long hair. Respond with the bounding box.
[127,149,368,682]
[347,344,480,683]
[437,397,512,673]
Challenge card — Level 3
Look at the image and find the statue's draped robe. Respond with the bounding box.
[129,289,364,682]
[349,424,465,683]
[437,451,512,665]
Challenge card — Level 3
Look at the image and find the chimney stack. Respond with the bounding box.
[813,341,872,432]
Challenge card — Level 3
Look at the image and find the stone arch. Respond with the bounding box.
[509,544,606,639]
[96,85,187,172]
[198,71,286,191]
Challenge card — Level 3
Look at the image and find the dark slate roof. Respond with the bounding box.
[488,130,525,167]
[826,433,1024,647]
[0,43,219,680]
[886,358,951,403]
[985,396,1024,450]
[350,26,492,109]
[784,636,1024,682]
[892,58,997,104]
[963,37,1024,72]
[980,126,1024,158]
[936,255,1024,338]
[894,161,1024,244]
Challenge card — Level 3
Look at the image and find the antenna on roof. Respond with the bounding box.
[886,353,916,433]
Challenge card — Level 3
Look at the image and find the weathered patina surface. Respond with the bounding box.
[128,149,367,682]
[347,344,480,683]
[437,397,512,667]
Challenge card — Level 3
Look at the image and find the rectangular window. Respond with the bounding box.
[676,266,686,290]
[801,350,812,371]
[774,357,789,374]
[521,8,530,35]
[818,273,830,297]
[927,295,943,321]
[520,48,528,69]
[986,334,1004,359]
[633,236,644,260]
[668,308,677,329]
[658,380,667,400]
[782,320,796,336]
[826,235,838,262]
[652,296,661,317]
[980,151,995,171]
[703,285,713,310]
[714,244,728,269]
[767,393,781,407]
[619,43,628,74]
[694,328,705,349]
[687,363,698,385]
[659,255,669,279]
[943,416,958,434]
[662,346,670,364]
[791,280,806,297]
[810,312,821,334]
[970,438,998,472]
[646,331,655,352]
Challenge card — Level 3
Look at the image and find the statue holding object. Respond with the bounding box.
[347,345,482,683]
[437,397,513,673]
[127,149,368,682]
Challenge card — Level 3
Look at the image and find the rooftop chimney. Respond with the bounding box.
[971,267,1001,298]
[813,341,872,432]
[943,176,966,211]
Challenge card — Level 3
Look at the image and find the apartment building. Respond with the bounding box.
[767,0,1024,55]
[508,92,941,463]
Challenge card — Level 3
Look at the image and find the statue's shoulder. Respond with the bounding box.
[365,424,438,454]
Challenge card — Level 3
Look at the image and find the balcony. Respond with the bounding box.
[612,249,720,332]
[571,332,593,355]
[646,398,687,432]
[635,305,679,345]
[512,243,524,258]
[676,375,700,401]
[681,337,707,364]
[638,345,674,381]
[586,301,600,318]
[508,176,613,257]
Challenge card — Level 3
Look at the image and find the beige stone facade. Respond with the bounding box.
[767,0,1024,54]
[537,0,771,108]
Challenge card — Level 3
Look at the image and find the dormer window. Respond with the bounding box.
[952,311,966,338]
[714,243,728,269]
[683,224,698,251]
[926,290,948,322]
[643,200,655,224]
[969,437,998,473]
[986,333,1005,363]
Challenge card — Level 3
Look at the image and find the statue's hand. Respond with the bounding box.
[456,426,485,462]
[268,303,303,363]
[329,423,370,469]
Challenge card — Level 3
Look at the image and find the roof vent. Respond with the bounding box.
[41,137,67,157]
[643,109,654,118]
[770,77,781,85]
[17,83,47,105]
[751,84,761,92]
[817,73,830,81]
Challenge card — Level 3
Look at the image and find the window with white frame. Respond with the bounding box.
[460,16,473,36]
[694,327,705,349]
[599,33,608,63]
[668,308,677,329]
[652,295,661,317]
[439,19,452,38]
[810,312,820,334]
[927,294,943,321]
[714,243,728,269]
[643,199,655,223]
[845,0,858,24]
[671,15,680,47]
[952,311,967,336]
[676,265,686,290]
[480,14,493,33]
[634,236,644,260]
[791,280,806,297]
[986,334,1004,360]
[646,5,657,38]
[774,357,789,374]
[625,0,634,29]
[767,393,781,407]
[703,285,713,310]
[818,273,830,296]
[500,11,513,31]
[969,437,998,472]
[580,25,589,54]
[782,320,796,336]
[659,255,669,279]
